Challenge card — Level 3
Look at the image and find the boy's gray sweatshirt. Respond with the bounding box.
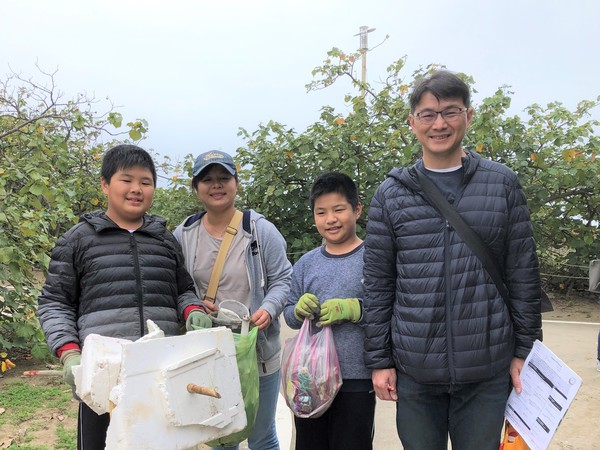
[283,244,371,381]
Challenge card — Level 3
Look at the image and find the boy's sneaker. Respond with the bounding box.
[597,360,600,372]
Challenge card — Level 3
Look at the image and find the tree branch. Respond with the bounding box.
[545,188,594,203]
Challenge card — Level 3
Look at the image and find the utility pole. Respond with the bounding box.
[354,26,375,97]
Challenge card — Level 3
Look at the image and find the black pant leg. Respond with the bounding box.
[294,390,376,450]
[327,390,376,450]
[294,412,330,450]
[78,401,110,450]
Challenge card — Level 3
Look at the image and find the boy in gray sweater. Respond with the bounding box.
[283,172,374,450]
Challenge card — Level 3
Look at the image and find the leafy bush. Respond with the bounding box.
[0,68,145,352]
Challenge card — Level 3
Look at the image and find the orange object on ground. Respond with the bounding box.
[500,421,530,450]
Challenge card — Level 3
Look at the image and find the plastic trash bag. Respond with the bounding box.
[281,318,342,418]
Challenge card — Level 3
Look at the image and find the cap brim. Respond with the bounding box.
[193,162,237,177]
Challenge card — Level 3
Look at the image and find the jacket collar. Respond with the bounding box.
[80,211,166,238]
[388,150,481,190]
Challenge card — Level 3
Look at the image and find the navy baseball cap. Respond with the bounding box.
[192,150,237,177]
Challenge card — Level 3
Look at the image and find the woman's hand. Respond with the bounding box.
[251,309,272,330]
[202,300,219,313]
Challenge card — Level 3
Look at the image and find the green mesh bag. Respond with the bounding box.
[206,326,259,447]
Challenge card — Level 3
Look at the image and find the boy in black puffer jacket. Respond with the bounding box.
[37,144,204,450]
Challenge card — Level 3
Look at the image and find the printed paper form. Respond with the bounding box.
[505,340,582,450]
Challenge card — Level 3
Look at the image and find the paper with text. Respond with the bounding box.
[505,340,582,450]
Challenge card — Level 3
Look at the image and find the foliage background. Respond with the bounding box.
[0,69,147,355]
[1,48,599,353]
[232,49,600,282]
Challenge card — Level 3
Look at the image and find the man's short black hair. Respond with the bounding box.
[410,70,471,113]
[101,144,157,187]
[310,172,360,211]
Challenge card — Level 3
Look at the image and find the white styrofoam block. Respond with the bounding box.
[160,347,243,428]
[73,333,130,415]
[105,326,246,450]
[137,319,165,341]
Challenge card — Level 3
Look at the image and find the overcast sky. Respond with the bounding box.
[2,0,598,167]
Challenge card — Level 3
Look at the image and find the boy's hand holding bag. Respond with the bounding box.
[317,298,361,326]
[294,293,320,320]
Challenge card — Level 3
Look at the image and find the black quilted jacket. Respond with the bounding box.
[363,152,541,384]
[37,211,200,355]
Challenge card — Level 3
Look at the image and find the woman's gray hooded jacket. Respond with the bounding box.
[174,209,292,374]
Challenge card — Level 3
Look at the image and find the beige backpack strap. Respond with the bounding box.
[204,210,244,302]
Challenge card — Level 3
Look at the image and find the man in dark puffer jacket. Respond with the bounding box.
[363,71,541,450]
[37,145,202,450]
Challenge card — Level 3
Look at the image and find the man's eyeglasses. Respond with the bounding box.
[414,107,467,124]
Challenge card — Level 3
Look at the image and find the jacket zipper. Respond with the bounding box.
[250,218,268,374]
[444,219,456,382]
[130,233,145,337]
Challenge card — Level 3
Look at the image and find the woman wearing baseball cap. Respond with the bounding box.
[174,150,292,450]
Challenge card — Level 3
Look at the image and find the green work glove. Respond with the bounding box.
[60,349,81,387]
[186,310,213,331]
[317,298,361,327]
[294,293,321,321]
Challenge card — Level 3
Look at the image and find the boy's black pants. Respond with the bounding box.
[77,401,110,450]
[294,389,376,450]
